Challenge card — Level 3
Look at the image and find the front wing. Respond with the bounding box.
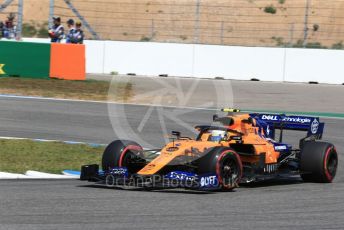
[80,164,222,190]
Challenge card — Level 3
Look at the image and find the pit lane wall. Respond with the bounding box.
[22,38,344,84]
[0,40,85,80]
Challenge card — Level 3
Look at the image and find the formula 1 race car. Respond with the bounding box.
[80,109,338,191]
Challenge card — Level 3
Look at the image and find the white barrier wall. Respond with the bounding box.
[193,45,285,81]
[95,41,287,81]
[84,40,105,74]
[22,38,344,84]
[284,48,344,84]
[103,41,194,77]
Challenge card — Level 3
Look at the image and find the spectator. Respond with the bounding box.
[70,21,84,44]
[65,18,76,44]
[49,16,64,43]
[2,13,16,39]
[0,21,4,39]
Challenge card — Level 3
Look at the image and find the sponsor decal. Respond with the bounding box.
[311,118,319,134]
[261,114,311,124]
[139,163,156,172]
[166,146,179,152]
[165,171,196,182]
[274,145,287,151]
[266,125,270,136]
[109,167,128,177]
[282,117,311,124]
[199,175,218,188]
[0,64,5,75]
[261,115,278,121]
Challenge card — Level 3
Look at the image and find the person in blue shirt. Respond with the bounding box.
[49,16,64,43]
[0,21,4,38]
[1,13,16,39]
[65,19,76,44]
[70,21,84,44]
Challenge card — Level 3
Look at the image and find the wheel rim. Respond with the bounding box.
[121,151,135,166]
[326,150,338,179]
[221,156,239,187]
[119,145,143,166]
[120,148,146,174]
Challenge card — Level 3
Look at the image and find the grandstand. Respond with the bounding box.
[2,0,344,48]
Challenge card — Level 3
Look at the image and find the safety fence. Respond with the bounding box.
[3,0,344,49]
[33,0,344,48]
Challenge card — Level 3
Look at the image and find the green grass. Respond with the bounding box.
[0,139,104,174]
[0,77,133,101]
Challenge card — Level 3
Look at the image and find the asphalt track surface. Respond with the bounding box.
[1,80,344,229]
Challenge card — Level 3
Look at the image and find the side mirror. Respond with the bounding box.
[231,136,242,141]
[171,131,181,139]
[213,114,218,121]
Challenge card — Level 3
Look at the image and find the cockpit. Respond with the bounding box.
[195,126,243,143]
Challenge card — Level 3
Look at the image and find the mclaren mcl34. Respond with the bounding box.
[81,109,338,191]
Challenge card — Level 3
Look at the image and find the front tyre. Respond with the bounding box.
[102,140,146,174]
[300,141,338,183]
[198,147,243,190]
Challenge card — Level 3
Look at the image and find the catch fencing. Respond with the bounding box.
[2,0,344,49]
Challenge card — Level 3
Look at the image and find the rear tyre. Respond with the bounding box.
[102,140,145,174]
[300,141,338,183]
[198,147,243,190]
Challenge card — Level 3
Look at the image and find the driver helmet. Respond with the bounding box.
[210,130,226,142]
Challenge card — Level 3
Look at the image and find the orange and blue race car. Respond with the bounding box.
[80,108,338,191]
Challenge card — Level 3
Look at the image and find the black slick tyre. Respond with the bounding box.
[198,147,243,190]
[102,140,145,174]
[300,141,338,183]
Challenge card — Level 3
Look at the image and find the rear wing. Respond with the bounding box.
[249,113,324,140]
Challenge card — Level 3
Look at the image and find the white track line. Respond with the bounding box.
[0,172,36,179]
[0,136,107,147]
[0,171,79,180]
[25,171,79,179]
